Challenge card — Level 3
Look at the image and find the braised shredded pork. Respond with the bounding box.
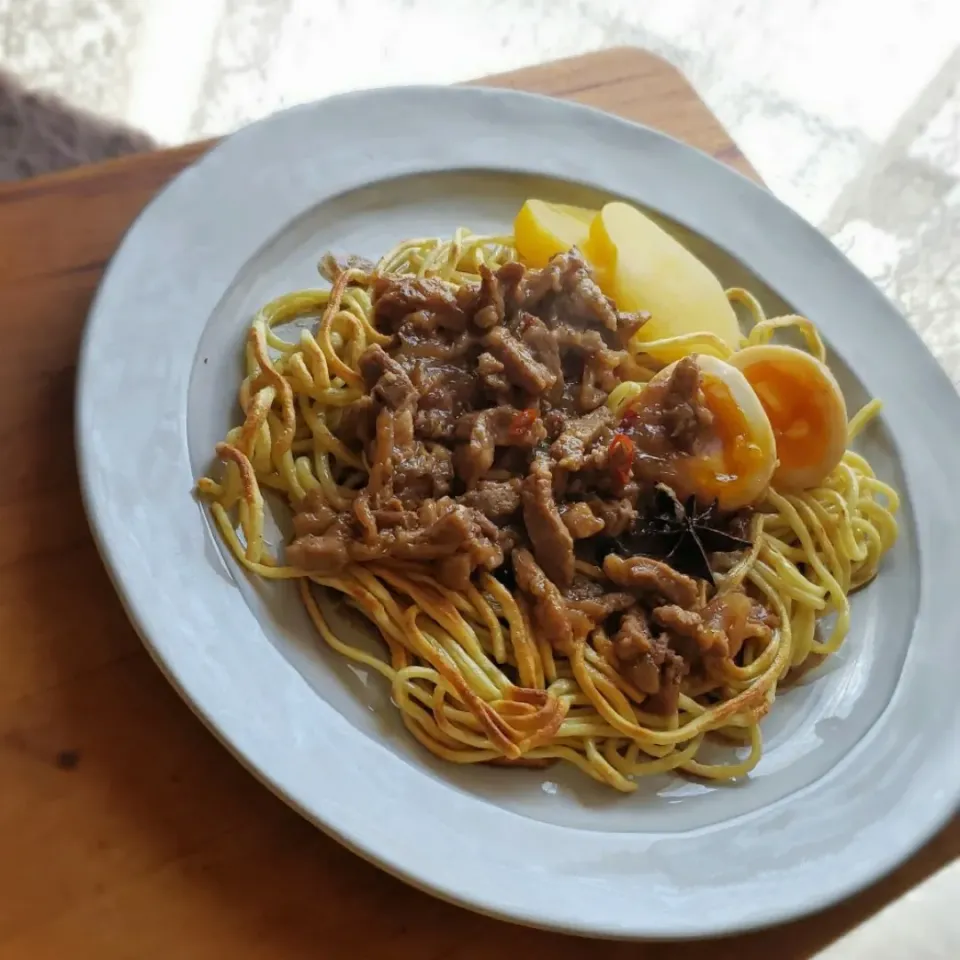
[286,249,775,713]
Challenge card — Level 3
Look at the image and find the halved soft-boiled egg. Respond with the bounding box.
[636,354,777,511]
[729,345,847,490]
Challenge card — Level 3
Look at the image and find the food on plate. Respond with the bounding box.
[730,344,847,490]
[197,201,899,793]
[514,199,743,360]
[615,354,777,511]
[588,201,743,354]
[514,199,594,268]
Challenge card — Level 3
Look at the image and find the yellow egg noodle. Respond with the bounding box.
[198,228,899,793]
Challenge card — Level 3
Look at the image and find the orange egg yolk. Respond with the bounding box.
[688,376,766,494]
[740,361,827,472]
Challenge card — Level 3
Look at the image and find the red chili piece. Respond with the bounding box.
[608,432,636,487]
[510,407,538,439]
[620,406,640,429]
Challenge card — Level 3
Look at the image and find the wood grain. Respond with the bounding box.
[0,47,953,959]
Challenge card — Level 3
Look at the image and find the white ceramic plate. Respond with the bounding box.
[76,86,960,940]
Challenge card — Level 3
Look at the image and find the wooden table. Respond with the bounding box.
[0,47,955,960]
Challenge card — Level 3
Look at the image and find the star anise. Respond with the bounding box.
[614,485,752,585]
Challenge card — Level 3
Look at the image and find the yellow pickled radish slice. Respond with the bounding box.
[514,199,597,268]
[589,201,742,359]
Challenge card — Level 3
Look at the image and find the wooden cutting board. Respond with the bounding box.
[0,46,954,960]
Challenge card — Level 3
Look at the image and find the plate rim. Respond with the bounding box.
[76,83,960,940]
